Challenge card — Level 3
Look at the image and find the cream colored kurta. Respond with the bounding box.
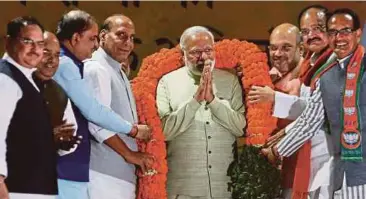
[157,66,246,199]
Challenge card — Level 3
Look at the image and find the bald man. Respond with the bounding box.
[84,15,154,199]
[254,5,336,199]
[33,31,81,153]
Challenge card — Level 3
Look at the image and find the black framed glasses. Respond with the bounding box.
[327,28,354,37]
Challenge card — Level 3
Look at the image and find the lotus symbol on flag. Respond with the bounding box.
[345,90,354,97]
[343,132,359,145]
[344,107,356,115]
[347,73,356,79]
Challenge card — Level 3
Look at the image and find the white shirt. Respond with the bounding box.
[0,56,76,198]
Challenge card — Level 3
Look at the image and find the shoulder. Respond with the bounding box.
[160,67,188,82]
[0,73,22,97]
[213,68,238,82]
[84,60,110,79]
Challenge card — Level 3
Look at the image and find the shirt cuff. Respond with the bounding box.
[189,97,202,110]
[272,91,296,118]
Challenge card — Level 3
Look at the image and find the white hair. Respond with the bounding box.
[179,26,214,50]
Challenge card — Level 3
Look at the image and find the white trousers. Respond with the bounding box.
[88,170,136,199]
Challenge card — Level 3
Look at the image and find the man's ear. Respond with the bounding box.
[70,32,80,46]
[5,35,13,53]
[99,29,107,44]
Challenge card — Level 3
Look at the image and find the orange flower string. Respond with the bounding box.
[131,39,277,199]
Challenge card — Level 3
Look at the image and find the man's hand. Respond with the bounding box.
[203,64,214,103]
[269,67,282,83]
[194,71,206,103]
[261,146,279,165]
[54,121,82,151]
[248,86,275,104]
[125,151,155,173]
[135,125,152,141]
[0,176,8,199]
[264,128,286,148]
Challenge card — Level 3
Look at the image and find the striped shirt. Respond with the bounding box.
[277,80,325,157]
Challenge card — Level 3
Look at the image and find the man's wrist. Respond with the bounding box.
[128,124,138,138]
[271,145,280,157]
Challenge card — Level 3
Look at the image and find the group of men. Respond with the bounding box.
[252,5,366,199]
[0,4,365,199]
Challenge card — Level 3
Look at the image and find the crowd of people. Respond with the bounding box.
[0,3,365,199]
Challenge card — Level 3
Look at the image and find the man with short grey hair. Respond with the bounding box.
[156,26,246,199]
[84,14,154,199]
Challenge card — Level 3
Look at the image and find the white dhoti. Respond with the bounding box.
[88,170,136,199]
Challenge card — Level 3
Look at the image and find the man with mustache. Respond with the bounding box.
[251,5,336,199]
[156,26,246,199]
[0,16,57,199]
[270,8,365,199]
[53,10,151,199]
[32,31,82,154]
[84,14,154,199]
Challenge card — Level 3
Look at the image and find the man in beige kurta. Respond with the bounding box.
[156,26,246,199]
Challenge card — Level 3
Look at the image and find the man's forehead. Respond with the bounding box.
[328,14,353,27]
[270,32,297,45]
[185,33,213,48]
[110,17,135,30]
[301,10,326,27]
[19,25,43,37]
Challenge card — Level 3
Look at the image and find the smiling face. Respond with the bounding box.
[100,15,135,63]
[6,24,45,68]
[327,13,361,59]
[36,32,60,80]
[269,24,300,75]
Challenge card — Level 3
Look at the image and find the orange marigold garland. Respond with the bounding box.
[131,39,277,199]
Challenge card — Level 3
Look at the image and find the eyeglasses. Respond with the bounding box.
[19,37,45,48]
[300,25,326,36]
[327,28,354,37]
[186,48,214,58]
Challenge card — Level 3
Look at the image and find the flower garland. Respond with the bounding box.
[131,39,277,199]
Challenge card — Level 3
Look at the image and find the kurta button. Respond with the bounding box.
[209,151,212,154]
[208,136,212,139]
[204,106,208,110]
[209,165,212,168]
[206,121,209,124]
